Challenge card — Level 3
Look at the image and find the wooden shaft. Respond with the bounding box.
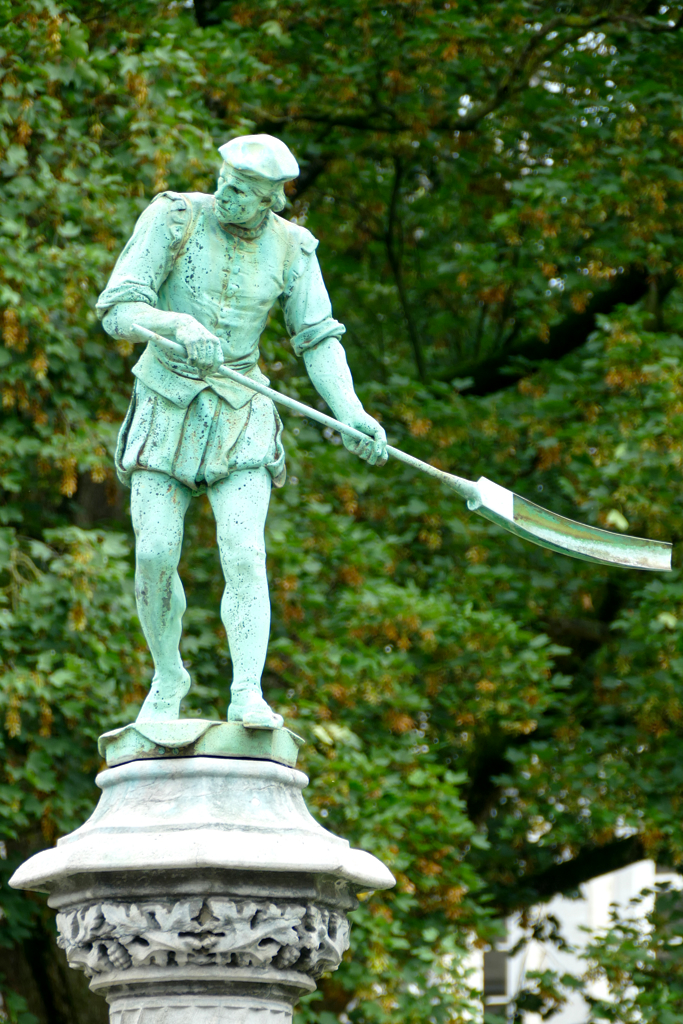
[130,325,479,502]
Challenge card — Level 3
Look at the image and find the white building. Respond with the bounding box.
[481,860,683,1022]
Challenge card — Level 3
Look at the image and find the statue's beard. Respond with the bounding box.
[214,195,268,229]
[214,188,272,230]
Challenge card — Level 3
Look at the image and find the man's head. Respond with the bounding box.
[214,134,299,227]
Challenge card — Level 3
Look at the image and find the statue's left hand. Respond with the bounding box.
[341,410,387,466]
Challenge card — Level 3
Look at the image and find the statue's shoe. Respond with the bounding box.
[228,691,283,730]
[136,669,191,724]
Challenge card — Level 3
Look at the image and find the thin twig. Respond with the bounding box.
[384,158,426,382]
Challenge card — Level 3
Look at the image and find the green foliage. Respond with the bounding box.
[1,1,683,1021]
[582,885,683,1023]
[0,979,38,1024]
[0,526,146,942]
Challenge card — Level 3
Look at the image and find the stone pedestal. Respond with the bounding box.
[10,749,394,1023]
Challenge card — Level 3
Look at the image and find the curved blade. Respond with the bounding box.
[468,477,672,571]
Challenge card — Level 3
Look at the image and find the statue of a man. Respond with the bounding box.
[98,135,387,729]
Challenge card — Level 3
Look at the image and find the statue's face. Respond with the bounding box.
[214,164,284,226]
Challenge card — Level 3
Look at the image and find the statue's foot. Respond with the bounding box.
[228,684,283,731]
[136,668,191,724]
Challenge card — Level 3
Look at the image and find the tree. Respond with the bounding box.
[1,1,683,1021]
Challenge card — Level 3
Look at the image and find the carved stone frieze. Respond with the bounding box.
[57,897,350,981]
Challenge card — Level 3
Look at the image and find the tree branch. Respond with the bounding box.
[239,9,680,139]
[241,105,401,134]
[440,266,656,396]
[385,157,426,382]
[488,834,647,913]
[287,155,330,200]
[438,13,615,134]
[616,8,683,32]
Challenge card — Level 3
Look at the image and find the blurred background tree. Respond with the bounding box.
[1,1,683,1021]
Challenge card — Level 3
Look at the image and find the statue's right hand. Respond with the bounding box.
[174,320,223,374]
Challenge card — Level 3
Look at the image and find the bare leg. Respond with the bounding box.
[131,470,192,722]
[208,468,282,729]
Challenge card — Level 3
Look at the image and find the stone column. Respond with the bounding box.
[10,735,394,1023]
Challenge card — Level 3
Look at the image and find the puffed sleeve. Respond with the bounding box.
[95,192,191,318]
[281,231,346,356]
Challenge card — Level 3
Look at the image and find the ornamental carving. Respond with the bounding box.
[57,898,349,980]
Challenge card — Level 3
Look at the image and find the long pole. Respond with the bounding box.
[128,325,672,571]
[131,325,480,505]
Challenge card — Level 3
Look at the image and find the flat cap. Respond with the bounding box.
[218,134,299,183]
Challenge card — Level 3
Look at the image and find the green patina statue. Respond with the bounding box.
[98,134,387,730]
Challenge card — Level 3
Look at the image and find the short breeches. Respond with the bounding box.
[116,381,286,493]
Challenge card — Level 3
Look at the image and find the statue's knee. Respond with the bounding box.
[136,538,178,577]
[222,542,266,583]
